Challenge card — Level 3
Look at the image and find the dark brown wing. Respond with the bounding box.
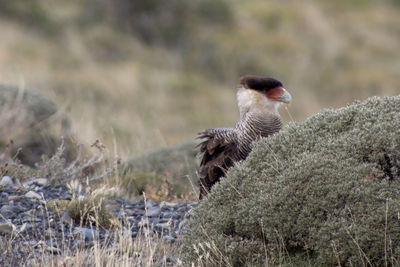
[197,129,240,200]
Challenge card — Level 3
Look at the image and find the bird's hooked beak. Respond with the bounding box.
[279,88,292,104]
[265,86,292,104]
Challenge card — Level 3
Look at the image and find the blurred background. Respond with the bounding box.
[0,0,399,159]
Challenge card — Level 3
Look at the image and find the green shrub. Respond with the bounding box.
[182,96,400,266]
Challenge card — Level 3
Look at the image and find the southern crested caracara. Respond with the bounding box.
[197,75,291,199]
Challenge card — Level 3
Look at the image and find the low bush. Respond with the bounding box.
[182,96,400,266]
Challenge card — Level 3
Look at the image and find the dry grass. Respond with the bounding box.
[25,193,181,267]
[27,232,178,267]
[1,199,182,267]
[0,142,185,267]
[1,0,398,159]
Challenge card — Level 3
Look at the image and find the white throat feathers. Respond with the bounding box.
[237,86,282,119]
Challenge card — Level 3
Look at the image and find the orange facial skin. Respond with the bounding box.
[265,87,286,101]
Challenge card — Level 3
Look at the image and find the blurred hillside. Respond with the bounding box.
[0,0,399,157]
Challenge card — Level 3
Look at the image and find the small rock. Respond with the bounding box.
[23,178,48,187]
[21,223,33,233]
[146,206,161,217]
[46,228,55,236]
[61,212,74,225]
[74,227,97,241]
[133,209,145,215]
[23,240,37,247]
[161,201,179,207]
[0,176,14,188]
[0,223,15,234]
[160,212,175,219]
[0,205,15,217]
[163,235,176,243]
[155,222,170,229]
[126,216,136,222]
[62,192,72,200]
[46,246,61,254]
[21,215,33,223]
[123,209,136,216]
[145,200,161,209]
[35,178,49,186]
[7,195,21,201]
[33,240,46,248]
[25,191,42,200]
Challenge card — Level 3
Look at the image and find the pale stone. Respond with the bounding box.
[25,191,42,200]
[0,223,15,234]
[0,176,13,187]
[23,178,48,187]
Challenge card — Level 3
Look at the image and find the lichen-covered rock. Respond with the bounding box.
[0,84,73,166]
[182,96,400,266]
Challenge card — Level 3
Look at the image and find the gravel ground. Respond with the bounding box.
[0,176,196,266]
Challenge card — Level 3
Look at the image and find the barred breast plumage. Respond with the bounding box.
[197,75,291,200]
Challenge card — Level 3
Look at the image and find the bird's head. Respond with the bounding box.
[237,75,291,117]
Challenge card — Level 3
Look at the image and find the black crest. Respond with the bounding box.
[239,75,283,91]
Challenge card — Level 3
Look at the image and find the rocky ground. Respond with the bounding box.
[0,175,196,266]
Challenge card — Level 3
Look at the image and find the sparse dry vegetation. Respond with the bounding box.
[26,233,175,267]
[0,135,186,266]
[4,197,180,267]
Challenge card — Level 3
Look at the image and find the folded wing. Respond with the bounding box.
[197,129,240,199]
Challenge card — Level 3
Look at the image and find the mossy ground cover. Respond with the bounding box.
[183,96,400,266]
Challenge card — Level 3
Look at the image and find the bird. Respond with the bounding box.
[197,75,291,200]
